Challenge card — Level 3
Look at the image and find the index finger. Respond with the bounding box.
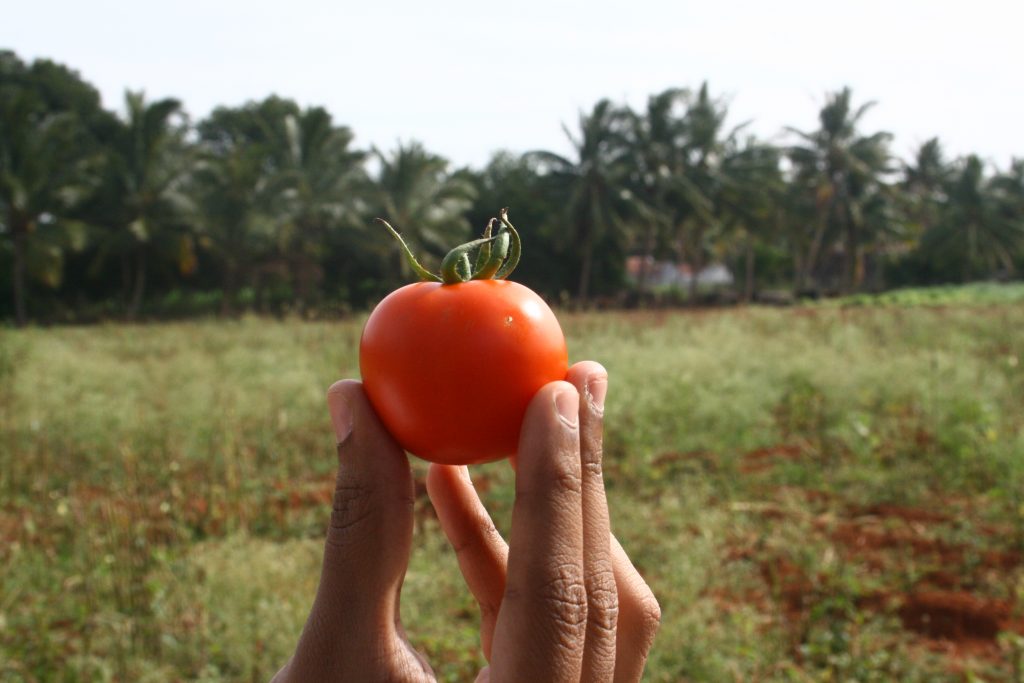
[489,381,587,681]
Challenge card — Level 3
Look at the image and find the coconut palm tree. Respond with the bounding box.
[529,99,636,304]
[788,88,893,293]
[674,83,742,301]
[902,138,951,240]
[625,88,690,295]
[267,106,367,310]
[718,138,785,301]
[989,159,1024,271]
[193,103,282,314]
[0,52,99,325]
[922,155,1021,280]
[88,91,193,317]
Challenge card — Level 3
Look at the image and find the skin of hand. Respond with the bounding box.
[271,361,661,683]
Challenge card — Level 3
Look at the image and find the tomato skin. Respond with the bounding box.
[359,279,568,465]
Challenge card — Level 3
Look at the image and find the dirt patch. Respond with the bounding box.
[718,492,1024,671]
[652,449,719,473]
[898,591,1019,643]
[759,556,815,622]
[830,520,1021,579]
[848,503,950,524]
[739,444,803,474]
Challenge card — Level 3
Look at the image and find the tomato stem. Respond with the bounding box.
[377,209,524,285]
[440,234,501,284]
[375,218,443,283]
[473,218,496,273]
[472,230,510,280]
[494,208,522,280]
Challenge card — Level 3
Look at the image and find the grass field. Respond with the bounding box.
[2,286,1024,682]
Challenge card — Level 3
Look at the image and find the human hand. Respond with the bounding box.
[426,362,661,682]
[271,378,433,682]
[272,362,660,682]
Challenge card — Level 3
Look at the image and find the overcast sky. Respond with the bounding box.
[5,0,1023,170]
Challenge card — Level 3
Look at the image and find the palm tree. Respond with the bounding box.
[627,84,749,302]
[194,104,281,314]
[529,99,636,303]
[89,91,192,317]
[626,88,690,295]
[922,155,1020,280]
[0,53,98,326]
[268,107,367,310]
[902,138,950,239]
[675,83,741,301]
[370,141,476,282]
[718,139,785,301]
[788,88,893,293]
[989,159,1024,273]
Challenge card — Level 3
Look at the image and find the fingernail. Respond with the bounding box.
[328,393,353,444]
[554,387,578,428]
[586,376,607,413]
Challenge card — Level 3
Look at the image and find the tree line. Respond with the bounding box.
[2,49,1023,325]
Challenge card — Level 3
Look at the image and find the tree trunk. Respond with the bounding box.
[222,260,238,316]
[121,253,132,307]
[743,237,755,303]
[12,228,28,327]
[636,223,657,298]
[253,268,265,314]
[841,214,859,295]
[801,186,838,293]
[576,227,594,306]
[293,256,314,316]
[791,247,804,292]
[801,215,828,293]
[128,247,146,319]
[688,225,705,304]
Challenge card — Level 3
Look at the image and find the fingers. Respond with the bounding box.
[610,534,661,683]
[490,381,587,681]
[289,380,415,673]
[430,365,659,682]
[426,463,508,660]
[566,362,618,682]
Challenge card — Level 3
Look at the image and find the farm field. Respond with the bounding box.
[2,289,1024,682]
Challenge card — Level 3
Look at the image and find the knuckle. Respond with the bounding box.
[552,467,583,496]
[581,432,604,468]
[326,479,375,545]
[586,569,620,634]
[620,575,661,647]
[519,465,583,503]
[540,563,589,635]
[637,591,662,641]
[581,456,604,479]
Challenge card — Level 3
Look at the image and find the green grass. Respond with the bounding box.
[823,281,1024,307]
[2,288,1024,681]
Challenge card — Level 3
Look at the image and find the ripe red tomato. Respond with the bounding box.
[360,279,567,464]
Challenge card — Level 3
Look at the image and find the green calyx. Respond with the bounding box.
[376,208,522,285]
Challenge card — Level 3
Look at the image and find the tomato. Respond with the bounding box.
[360,278,567,464]
[358,210,567,465]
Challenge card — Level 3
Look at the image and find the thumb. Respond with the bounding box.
[294,380,415,661]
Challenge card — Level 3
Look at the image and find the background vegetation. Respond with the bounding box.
[3,48,1024,682]
[2,284,1023,681]
[3,50,1023,326]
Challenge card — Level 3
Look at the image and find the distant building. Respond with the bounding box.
[626,256,734,288]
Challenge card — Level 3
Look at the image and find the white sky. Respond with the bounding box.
[5,0,1023,170]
